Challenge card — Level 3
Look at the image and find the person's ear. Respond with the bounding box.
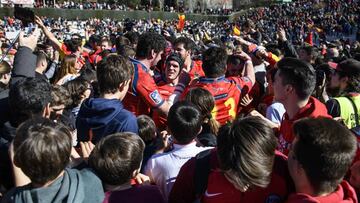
[43,103,51,118]
[118,80,130,92]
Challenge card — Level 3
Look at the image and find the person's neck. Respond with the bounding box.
[135,57,151,70]
[167,78,179,86]
[32,171,64,188]
[105,181,132,192]
[184,57,192,69]
[102,92,121,100]
[35,66,46,74]
[295,180,331,197]
[284,97,309,120]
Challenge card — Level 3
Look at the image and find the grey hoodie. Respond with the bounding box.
[2,168,105,203]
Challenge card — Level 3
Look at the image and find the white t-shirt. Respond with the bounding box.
[144,142,212,200]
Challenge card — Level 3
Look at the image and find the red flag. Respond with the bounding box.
[177,14,185,32]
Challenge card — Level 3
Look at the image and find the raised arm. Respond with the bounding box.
[35,16,62,52]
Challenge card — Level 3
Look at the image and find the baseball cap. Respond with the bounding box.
[328,59,360,78]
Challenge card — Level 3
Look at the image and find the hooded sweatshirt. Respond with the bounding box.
[278,96,331,155]
[286,181,358,203]
[2,168,105,203]
[76,98,138,144]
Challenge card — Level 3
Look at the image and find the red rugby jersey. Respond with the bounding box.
[182,76,253,126]
[123,58,165,116]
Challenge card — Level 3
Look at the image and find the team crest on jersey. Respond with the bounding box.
[149,90,162,105]
[265,194,282,203]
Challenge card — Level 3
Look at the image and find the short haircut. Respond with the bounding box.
[277,57,316,100]
[13,117,72,185]
[135,32,166,58]
[124,31,139,45]
[300,46,319,59]
[293,117,357,194]
[137,115,157,144]
[35,51,48,67]
[51,84,71,107]
[173,37,195,51]
[88,132,145,186]
[217,116,277,189]
[0,61,11,77]
[202,47,228,78]
[9,78,52,126]
[167,101,202,144]
[63,78,90,108]
[96,54,133,94]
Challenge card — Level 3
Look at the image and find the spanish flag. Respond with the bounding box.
[177,14,186,32]
[233,26,241,36]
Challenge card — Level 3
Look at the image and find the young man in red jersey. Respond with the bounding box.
[123,32,173,116]
[274,57,331,155]
[287,117,357,203]
[173,37,204,80]
[169,116,293,203]
[182,47,255,125]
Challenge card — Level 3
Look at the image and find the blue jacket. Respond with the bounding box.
[76,98,138,144]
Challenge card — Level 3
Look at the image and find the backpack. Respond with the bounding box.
[193,149,212,203]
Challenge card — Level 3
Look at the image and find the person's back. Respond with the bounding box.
[183,47,254,125]
[76,55,138,144]
[145,101,212,200]
[2,118,104,203]
[88,132,164,203]
[169,116,293,203]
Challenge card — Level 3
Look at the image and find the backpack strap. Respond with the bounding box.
[193,149,212,203]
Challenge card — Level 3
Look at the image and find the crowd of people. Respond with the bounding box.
[0,0,360,202]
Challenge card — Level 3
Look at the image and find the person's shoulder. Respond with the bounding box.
[1,184,31,203]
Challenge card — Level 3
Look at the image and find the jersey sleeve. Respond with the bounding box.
[231,76,253,95]
[135,68,165,108]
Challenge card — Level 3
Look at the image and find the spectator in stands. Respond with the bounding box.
[169,116,293,203]
[2,117,104,203]
[287,117,357,202]
[89,132,165,203]
[76,55,138,144]
[145,101,212,200]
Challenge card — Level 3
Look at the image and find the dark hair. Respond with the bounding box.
[79,67,97,82]
[63,78,90,108]
[173,37,195,51]
[293,117,357,194]
[277,57,316,100]
[135,32,166,58]
[137,115,157,144]
[51,84,72,107]
[217,116,277,189]
[300,46,318,58]
[9,78,52,127]
[35,51,48,68]
[336,59,360,94]
[96,54,133,94]
[124,31,139,46]
[13,117,72,185]
[115,36,131,56]
[202,47,228,78]
[185,87,219,135]
[88,132,145,186]
[167,101,202,144]
[64,38,82,53]
[243,19,255,29]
